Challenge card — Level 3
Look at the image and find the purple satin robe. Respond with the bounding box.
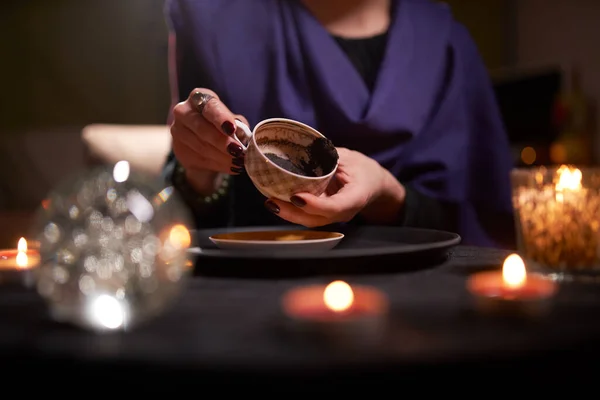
[166,0,515,248]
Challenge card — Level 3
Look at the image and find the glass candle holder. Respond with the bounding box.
[511,165,600,282]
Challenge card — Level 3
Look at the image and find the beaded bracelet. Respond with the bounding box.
[170,161,231,212]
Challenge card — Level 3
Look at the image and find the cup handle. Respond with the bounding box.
[233,119,253,151]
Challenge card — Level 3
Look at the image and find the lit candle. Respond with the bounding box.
[0,238,40,287]
[512,165,600,280]
[0,238,40,270]
[281,280,389,343]
[467,254,558,316]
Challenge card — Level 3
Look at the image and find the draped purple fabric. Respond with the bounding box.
[166,0,515,248]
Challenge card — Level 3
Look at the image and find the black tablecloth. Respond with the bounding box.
[1,245,600,388]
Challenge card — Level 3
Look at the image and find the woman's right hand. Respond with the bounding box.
[170,88,249,195]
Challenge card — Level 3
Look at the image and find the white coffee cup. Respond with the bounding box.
[232,118,338,202]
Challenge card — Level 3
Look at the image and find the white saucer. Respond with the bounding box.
[208,230,344,252]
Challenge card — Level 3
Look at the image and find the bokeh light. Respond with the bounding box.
[520,146,536,165]
[32,162,194,332]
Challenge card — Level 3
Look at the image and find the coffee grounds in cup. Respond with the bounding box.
[262,137,338,177]
[304,137,338,176]
[264,153,308,176]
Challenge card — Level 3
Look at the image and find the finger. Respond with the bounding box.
[289,185,365,221]
[171,122,245,172]
[188,88,238,137]
[175,103,229,146]
[171,122,204,155]
[172,135,243,175]
[172,103,246,159]
[265,199,331,228]
[171,122,245,167]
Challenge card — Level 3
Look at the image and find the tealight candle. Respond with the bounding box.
[281,280,389,343]
[467,254,558,317]
[0,238,40,287]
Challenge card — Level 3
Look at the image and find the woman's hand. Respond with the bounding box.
[171,88,249,195]
[265,148,406,227]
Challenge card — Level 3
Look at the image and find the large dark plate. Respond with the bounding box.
[190,225,461,278]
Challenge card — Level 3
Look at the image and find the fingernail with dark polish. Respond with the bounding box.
[230,167,243,174]
[227,143,243,157]
[232,157,245,167]
[290,195,306,208]
[264,200,280,214]
[222,121,236,135]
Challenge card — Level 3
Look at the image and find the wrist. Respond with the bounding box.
[382,170,406,205]
[361,170,406,224]
[170,161,231,214]
[185,169,222,196]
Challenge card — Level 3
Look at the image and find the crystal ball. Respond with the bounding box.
[31,161,194,332]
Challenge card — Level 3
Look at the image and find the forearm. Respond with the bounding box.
[398,185,459,231]
[358,170,458,231]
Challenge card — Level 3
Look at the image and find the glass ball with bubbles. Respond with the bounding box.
[31,161,194,332]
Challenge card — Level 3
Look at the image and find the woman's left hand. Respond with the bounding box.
[265,148,406,227]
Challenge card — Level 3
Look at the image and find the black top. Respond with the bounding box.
[334,32,388,92]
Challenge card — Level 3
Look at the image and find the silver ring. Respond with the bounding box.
[191,91,213,114]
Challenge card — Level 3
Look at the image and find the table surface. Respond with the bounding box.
[1,245,600,386]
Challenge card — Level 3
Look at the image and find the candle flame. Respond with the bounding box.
[502,254,527,289]
[17,237,27,252]
[555,165,582,192]
[16,251,28,268]
[323,280,354,312]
